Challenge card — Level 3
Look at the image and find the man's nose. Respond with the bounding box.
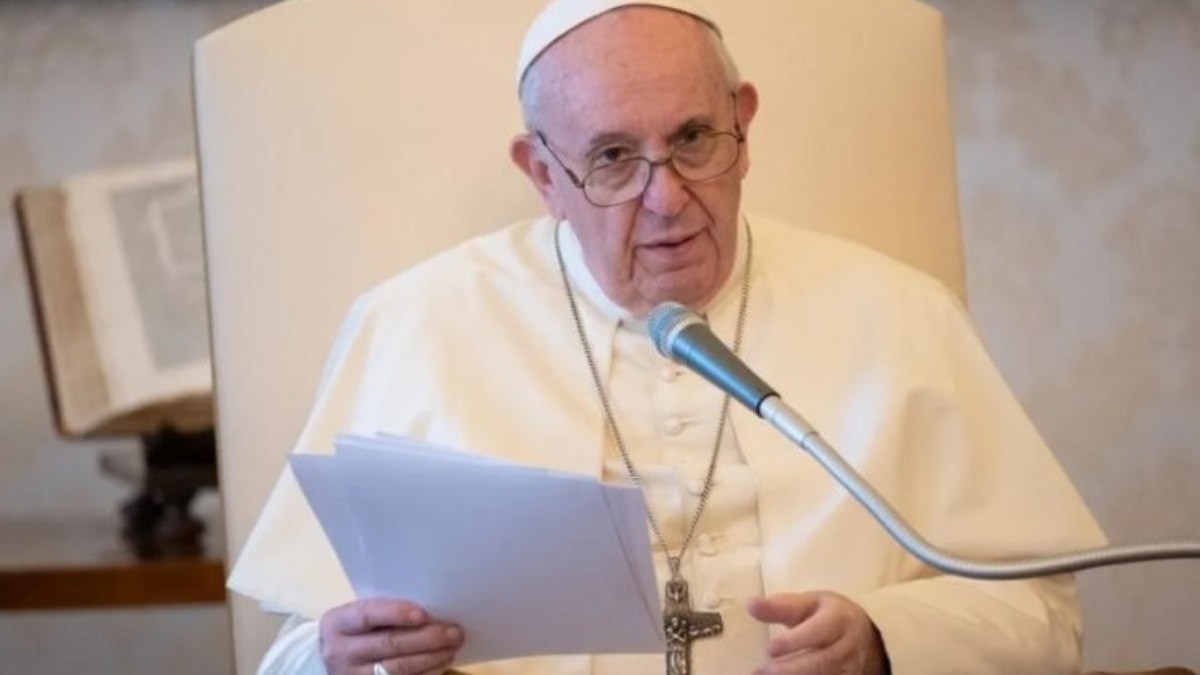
[640,159,690,216]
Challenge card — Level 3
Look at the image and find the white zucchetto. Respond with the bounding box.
[517,0,721,90]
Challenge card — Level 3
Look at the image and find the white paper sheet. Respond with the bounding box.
[290,433,664,665]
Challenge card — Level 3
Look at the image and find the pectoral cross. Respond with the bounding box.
[663,577,723,675]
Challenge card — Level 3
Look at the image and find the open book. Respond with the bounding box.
[16,160,213,438]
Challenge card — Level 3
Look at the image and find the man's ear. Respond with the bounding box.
[510,133,566,219]
[733,81,760,178]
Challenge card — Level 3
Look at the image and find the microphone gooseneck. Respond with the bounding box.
[647,302,1200,580]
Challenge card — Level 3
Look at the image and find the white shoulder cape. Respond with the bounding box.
[232,214,1105,674]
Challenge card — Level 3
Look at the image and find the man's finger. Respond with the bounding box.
[765,612,843,659]
[331,598,429,635]
[347,624,464,664]
[374,646,457,675]
[747,593,822,627]
[755,642,846,675]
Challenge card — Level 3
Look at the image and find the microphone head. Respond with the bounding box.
[647,301,705,358]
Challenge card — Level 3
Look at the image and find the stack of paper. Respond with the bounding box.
[291,434,665,665]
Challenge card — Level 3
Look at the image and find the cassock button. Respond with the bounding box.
[664,417,685,436]
[701,592,721,610]
[697,533,718,556]
[660,365,680,382]
[686,478,706,496]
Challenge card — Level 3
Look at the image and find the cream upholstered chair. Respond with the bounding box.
[193,0,963,672]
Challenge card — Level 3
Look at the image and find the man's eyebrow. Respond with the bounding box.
[582,115,721,155]
[582,131,640,156]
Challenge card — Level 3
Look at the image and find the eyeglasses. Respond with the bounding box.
[536,121,745,208]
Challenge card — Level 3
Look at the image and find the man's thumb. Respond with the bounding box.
[746,592,822,627]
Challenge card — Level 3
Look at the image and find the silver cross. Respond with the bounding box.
[663,578,723,675]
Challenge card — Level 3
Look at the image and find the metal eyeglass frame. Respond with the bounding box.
[535,97,745,208]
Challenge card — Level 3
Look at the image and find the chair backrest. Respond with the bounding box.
[193,0,962,671]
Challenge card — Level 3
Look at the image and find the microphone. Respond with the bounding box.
[646,301,1200,579]
[647,302,776,415]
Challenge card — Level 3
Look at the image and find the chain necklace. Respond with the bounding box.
[552,218,753,675]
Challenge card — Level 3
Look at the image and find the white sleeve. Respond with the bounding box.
[859,573,1084,674]
[256,615,328,675]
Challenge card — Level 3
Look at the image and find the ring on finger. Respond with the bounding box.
[373,663,389,675]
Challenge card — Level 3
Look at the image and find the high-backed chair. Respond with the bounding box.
[193,0,963,671]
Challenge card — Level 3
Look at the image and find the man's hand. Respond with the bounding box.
[748,592,889,675]
[318,598,464,675]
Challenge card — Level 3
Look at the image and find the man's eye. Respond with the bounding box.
[678,127,710,146]
[594,146,632,166]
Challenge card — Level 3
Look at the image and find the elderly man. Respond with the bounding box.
[232,1,1105,674]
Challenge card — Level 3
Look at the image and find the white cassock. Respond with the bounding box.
[233,214,1106,675]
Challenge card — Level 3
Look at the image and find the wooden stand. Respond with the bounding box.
[9,184,225,609]
[101,427,219,558]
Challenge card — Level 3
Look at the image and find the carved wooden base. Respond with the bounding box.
[101,427,218,558]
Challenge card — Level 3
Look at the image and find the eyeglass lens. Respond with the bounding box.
[583,133,740,206]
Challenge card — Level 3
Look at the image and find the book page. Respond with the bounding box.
[16,187,111,436]
[62,160,212,428]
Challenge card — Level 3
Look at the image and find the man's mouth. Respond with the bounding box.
[637,230,708,271]
[644,230,702,250]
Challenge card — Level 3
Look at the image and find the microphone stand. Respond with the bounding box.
[649,301,1200,579]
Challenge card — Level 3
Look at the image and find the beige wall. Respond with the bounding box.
[927,0,1200,670]
[0,0,1196,673]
